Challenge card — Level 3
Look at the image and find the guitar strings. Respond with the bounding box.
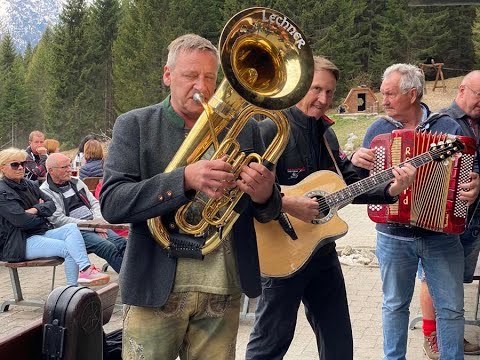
[314,143,457,214]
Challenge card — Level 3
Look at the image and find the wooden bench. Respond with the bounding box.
[0,282,119,360]
[0,257,64,312]
[82,176,102,194]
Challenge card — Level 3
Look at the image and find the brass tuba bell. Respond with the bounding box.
[147,7,314,256]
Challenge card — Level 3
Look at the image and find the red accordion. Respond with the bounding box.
[368,129,476,234]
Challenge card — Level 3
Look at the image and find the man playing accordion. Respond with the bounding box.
[352,63,480,360]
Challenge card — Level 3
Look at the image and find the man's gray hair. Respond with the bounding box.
[166,34,219,69]
[383,63,425,101]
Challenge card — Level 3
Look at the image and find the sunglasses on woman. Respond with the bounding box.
[3,161,29,170]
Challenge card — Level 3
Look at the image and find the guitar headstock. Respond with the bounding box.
[429,138,465,161]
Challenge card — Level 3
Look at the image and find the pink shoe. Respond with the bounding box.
[78,264,110,286]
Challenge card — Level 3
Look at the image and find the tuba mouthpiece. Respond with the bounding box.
[193,93,204,103]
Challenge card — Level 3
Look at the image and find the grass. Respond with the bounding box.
[329,113,378,155]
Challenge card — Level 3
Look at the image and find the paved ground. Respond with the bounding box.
[1,204,480,359]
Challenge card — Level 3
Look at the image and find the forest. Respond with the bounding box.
[0,0,479,149]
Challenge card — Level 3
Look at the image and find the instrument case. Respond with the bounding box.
[42,285,103,359]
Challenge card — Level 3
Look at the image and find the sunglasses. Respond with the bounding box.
[4,161,29,170]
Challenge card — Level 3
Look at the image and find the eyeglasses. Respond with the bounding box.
[51,165,72,170]
[464,85,480,97]
[3,161,28,170]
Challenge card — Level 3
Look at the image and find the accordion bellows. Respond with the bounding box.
[368,129,476,234]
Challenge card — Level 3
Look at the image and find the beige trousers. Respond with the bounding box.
[122,291,242,360]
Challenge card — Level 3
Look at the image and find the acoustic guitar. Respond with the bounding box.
[255,138,464,278]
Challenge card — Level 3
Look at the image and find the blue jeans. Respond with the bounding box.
[26,223,90,285]
[418,213,480,283]
[462,212,480,283]
[376,232,464,360]
[81,230,126,273]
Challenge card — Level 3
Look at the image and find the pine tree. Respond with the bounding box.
[436,6,476,77]
[309,0,362,97]
[87,0,121,131]
[368,0,412,87]
[0,34,29,148]
[47,0,92,147]
[474,7,480,66]
[24,43,33,67]
[352,0,386,74]
[113,0,175,113]
[25,28,55,135]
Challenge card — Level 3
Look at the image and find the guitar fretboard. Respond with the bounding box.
[325,147,451,207]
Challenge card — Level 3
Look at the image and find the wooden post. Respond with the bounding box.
[419,63,446,93]
[432,63,446,92]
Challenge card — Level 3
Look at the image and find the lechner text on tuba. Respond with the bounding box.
[147,7,314,257]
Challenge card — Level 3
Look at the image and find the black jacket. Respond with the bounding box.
[260,106,394,202]
[0,179,55,261]
[24,146,47,182]
[259,106,397,254]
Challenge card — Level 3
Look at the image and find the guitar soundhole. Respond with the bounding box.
[312,195,330,224]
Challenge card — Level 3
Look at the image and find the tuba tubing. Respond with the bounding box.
[147,7,313,256]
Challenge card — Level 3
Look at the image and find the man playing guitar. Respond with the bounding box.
[245,57,416,360]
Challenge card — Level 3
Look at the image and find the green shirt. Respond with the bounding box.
[171,118,241,295]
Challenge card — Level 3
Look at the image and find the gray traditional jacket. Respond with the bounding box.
[100,97,282,307]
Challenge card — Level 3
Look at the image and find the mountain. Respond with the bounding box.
[0,0,64,54]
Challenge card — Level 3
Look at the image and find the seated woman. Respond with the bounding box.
[73,135,100,169]
[0,147,110,286]
[79,139,103,180]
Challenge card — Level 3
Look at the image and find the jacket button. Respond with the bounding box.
[166,190,173,197]
[158,195,164,201]
[169,223,176,229]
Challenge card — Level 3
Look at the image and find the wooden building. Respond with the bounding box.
[343,86,379,114]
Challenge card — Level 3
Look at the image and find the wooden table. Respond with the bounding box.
[77,220,130,231]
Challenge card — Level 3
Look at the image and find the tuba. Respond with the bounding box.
[147,7,314,257]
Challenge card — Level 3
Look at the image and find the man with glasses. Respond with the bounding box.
[40,153,126,274]
[416,70,480,358]
[24,130,48,184]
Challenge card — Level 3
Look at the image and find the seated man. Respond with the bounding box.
[40,153,126,273]
[24,131,48,183]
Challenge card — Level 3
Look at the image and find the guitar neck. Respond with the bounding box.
[326,151,435,207]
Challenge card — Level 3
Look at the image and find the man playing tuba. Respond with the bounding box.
[100,33,281,359]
